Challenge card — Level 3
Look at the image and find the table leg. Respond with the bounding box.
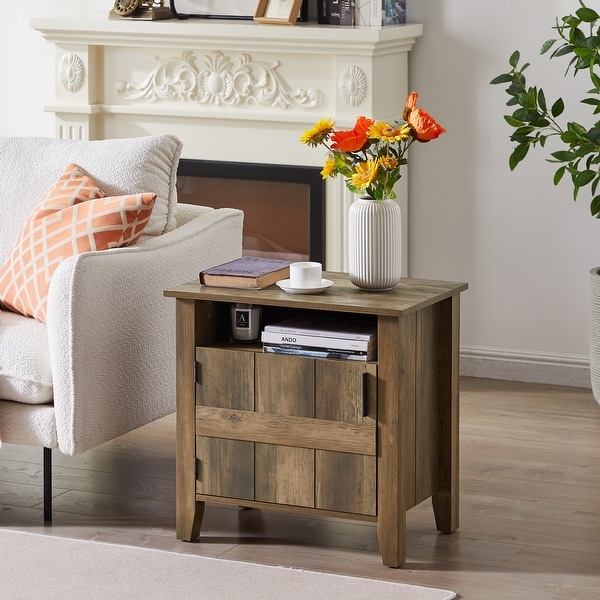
[431,295,460,533]
[175,298,205,541]
[376,314,416,567]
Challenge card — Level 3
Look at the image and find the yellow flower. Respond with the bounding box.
[320,156,336,179]
[368,121,411,142]
[379,155,399,170]
[351,159,379,191]
[300,118,336,147]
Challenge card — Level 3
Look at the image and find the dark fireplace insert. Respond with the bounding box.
[176,159,326,266]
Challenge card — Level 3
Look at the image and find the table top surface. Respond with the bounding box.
[164,272,468,317]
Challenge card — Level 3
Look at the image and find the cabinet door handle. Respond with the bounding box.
[362,372,369,417]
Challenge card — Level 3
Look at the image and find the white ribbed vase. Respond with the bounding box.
[348,197,402,291]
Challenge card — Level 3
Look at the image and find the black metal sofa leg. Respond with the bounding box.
[43,447,52,522]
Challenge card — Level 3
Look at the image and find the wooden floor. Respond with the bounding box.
[1,377,599,599]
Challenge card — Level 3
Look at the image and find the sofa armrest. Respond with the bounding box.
[46,205,243,455]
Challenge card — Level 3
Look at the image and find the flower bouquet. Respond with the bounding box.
[300,92,446,200]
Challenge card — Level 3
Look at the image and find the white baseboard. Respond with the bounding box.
[460,345,591,388]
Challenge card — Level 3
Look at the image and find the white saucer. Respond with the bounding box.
[276,278,334,294]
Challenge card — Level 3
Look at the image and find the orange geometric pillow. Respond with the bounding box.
[0,163,156,322]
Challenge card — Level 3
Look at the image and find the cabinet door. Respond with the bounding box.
[254,353,315,507]
[195,348,254,500]
[315,361,377,516]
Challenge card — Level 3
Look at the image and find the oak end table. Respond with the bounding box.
[164,272,468,567]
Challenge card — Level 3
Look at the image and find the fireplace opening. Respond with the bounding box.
[176,159,326,266]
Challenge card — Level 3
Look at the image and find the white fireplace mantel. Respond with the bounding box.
[32,14,422,271]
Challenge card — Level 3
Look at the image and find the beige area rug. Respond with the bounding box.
[0,529,455,600]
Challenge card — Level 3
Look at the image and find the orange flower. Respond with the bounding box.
[331,116,375,153]
[402,91,418,119]
[403,92,446,142]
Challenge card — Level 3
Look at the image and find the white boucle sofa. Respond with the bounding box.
[0,134,243,518]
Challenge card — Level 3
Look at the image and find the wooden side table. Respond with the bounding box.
[164,272,467,567]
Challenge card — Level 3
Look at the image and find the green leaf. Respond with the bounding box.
[509,50,520,68]
[490,73,514,85]
[551,97,565,117]
[554,166,566,185]
[552,150,577,162]
[504,115,525,127]
[576,6,600,23]
[591,195,600,217]
[581,97,600,107]
[554,45,576,58]
[573,169,596,186]
[509,144,529,170]
[537,88,547,112]
[540,39,557,54]
[589,126,600,143]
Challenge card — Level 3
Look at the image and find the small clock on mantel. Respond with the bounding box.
[111,0,173,20]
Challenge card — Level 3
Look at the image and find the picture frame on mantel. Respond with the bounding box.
[254,0,304,24]
[171,0,259,19]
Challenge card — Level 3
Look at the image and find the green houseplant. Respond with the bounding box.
[491,0,600,402]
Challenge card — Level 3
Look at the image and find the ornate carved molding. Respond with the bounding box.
[339,66,368,107]
[116,50,323,110]
[58,52,85,93]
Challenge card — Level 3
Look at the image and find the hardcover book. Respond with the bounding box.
[317,0,355,25]
[261,330,375,352]
[199,256,291,289]
[263,344,376,361]
[263,315,377,341]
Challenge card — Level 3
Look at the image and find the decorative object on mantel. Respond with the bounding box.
[301,92,446,291]
[110,0,173,20]
[254,0,304,25]
[171,0,257,20]
[171,0,309,21]
[490,1,600,405]
[355,0,406,27]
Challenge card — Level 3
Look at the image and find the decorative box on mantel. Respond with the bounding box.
[32,15,422,271]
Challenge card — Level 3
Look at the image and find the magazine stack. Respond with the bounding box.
[261,315,377,361]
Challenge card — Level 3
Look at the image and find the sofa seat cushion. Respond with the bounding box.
[0,309,52,404]
[0,134,182,264]
[0,164,156,322]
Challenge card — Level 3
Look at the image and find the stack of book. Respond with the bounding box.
[261,315,377,361]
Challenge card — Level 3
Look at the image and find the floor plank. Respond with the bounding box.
[1,377,599,599]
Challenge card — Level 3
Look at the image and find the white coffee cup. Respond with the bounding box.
[289,261,322,289]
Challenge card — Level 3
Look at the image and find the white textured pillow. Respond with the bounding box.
[0,309,52,404]
[0,134,182,263]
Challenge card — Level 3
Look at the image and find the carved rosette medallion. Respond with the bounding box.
[339,66,368,107]
[58,53,85,93]
[116,50,322,110]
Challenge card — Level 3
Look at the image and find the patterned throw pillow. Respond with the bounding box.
[0,163,156,322]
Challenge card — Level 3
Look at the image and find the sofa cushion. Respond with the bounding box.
[0,309,52,404]
[0,134,182,264]
[0,164,156,322]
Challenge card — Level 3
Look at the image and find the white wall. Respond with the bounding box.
[2,0,597,386]
[407,0,600,385]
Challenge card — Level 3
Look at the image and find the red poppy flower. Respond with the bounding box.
[331,116,375,152]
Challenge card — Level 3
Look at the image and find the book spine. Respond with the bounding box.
[317,0,355,25]
[263,345,372,361]
[263,324,375,342]
[354,0,371,26]
[261,331,374,351]
[371,0,383,27]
